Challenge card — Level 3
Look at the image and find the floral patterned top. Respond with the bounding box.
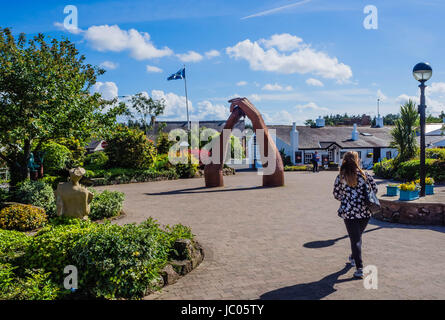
[333,171,378,219]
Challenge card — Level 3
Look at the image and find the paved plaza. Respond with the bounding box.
[98,171,445,300]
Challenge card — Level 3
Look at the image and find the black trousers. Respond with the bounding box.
[312,160,319,172]
[344,217,370,269]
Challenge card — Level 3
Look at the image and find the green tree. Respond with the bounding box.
[390,100,419,163]
[130,92,165,136]
[0,28,126,187]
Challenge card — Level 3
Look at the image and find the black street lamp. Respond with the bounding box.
[412,62,432,197]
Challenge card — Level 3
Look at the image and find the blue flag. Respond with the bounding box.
[167,68,185,81]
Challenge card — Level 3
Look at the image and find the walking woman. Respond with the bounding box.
[333,151,378,278]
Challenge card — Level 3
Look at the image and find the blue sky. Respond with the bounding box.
[2,0,445,124]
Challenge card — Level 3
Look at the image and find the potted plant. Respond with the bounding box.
[415,178,435,195]
[399,182,420,201]
[386,184,399,197]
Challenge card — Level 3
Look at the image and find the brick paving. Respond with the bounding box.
[98,171,445,300]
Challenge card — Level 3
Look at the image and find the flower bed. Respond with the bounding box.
[0,217,202,300]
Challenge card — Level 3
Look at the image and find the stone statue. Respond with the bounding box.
[56,167,93,219]
[204,97,284,188]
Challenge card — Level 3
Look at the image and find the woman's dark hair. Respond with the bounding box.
[340,151,366,187]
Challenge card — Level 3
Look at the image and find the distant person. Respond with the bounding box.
[311,151,320,173]
[333,151,377,278]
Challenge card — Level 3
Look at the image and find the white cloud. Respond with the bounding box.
[205,50,220,59]
[177,51,204,63]
[92,81,118,100]
[427,82,445,95]
[397,93,444,114]
[377,89,387,101]
[151,90,193,119]
[306,78,324,87]
[262,102,328,124]
[259,33,304,51]
[195,101,230,120]
[249,94,262,102]
[294,102,328,112]
[53,22,83,35]
[226,34,352,82]
[146,65,163,73]
[262,83,293,91]
[237,81,248,86]
[84,25,173,60]
[99,61,119,70]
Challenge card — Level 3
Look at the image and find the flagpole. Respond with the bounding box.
[183,65,190,132]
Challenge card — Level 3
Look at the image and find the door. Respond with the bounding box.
[373,147,381,163]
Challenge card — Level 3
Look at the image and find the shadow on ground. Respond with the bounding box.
[259,264,358,300]
[369,217,445,234]
[303,227,383,249]
[144,185,276,196]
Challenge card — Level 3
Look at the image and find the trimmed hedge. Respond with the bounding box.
[373,158,445,182]
[84,168,179,186]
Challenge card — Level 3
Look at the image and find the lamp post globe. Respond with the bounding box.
[413,62,432,197]
[413,62,432,82]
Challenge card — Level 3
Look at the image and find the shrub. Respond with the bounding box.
[0,229,31,264]
[71,222,170,299]
[280,149,292,166]
[373,159,396,179]
[394,159,437,181]
[105,126,157,169]
[156,132,174,155]
[56,137,86,167]
[0,263,60,300]
[14,180,56,217]
[41,141,72,174]
[84,151,109,170]
[41,175,66,190]
[152,154,173,171]
[88,189,125,220]
[425,148,445,161]
[175,154,199,179]
[0,204,47,231]
[23,219,97,279]
[284,165,309,171]
[84,168,179,186]
[20,218,195,299]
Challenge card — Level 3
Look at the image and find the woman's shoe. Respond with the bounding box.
[353,268,363,279]
[348,255,356,267]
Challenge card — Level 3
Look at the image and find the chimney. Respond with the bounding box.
[291,122,299,164]
[315,116,325,128]
[351,123,359,141]
[376,115,384,128]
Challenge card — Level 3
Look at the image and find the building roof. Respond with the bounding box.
[269,125,394,149]
[152,120,245,135]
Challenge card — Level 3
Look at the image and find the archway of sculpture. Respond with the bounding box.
[204,97,284,188]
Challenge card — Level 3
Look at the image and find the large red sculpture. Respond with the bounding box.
[204,97,284,187]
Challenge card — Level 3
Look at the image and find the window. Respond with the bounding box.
[328,150,334,161]
[304,153,313,164]
[295,151,303,164]
[386,151,392,159]
[357,151,362,158]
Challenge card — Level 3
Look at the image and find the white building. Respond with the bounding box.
[265,120,397,169]
[420,122,445,148]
